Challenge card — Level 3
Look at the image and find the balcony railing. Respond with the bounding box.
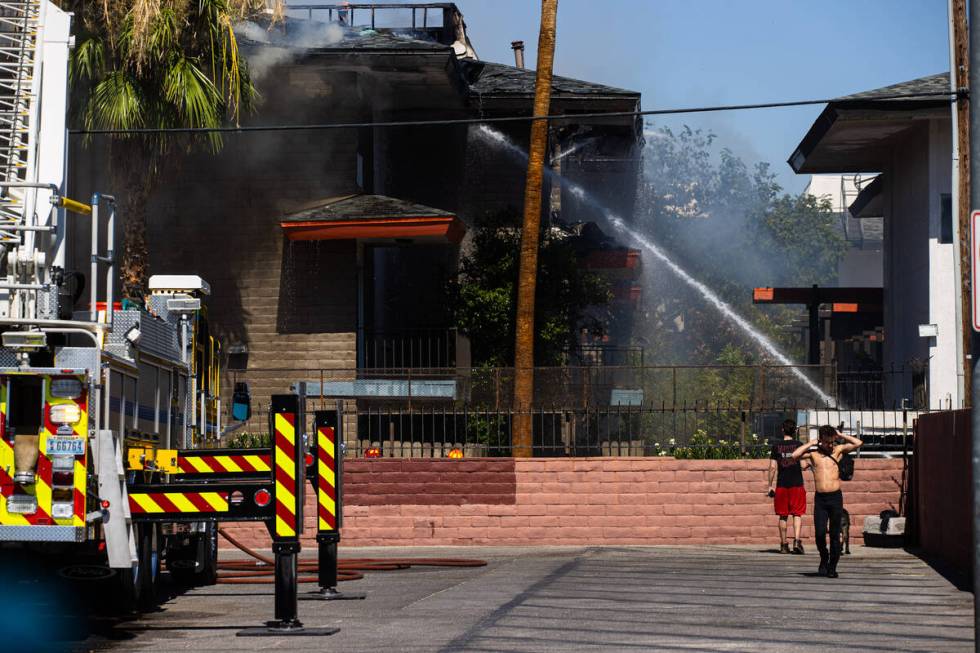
[361,328,461,370]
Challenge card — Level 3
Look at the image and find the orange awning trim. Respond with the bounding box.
[281,216,465,244]
[753,287,775,302]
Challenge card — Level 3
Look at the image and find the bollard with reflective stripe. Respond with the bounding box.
[302,406,364,602]
[239,390,337,638]
[272,394,302,540]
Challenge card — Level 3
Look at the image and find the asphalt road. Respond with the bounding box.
[13,544,975,652]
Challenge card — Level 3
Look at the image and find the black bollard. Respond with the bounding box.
[239,390,339,637]
[303,407,364,601]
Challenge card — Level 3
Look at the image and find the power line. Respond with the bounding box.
[68,90,958,136]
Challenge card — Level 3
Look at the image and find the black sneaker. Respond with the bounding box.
[779,543,790,554]
[818,561,828,576]
[792,540,805,555]
[827,568,839,579]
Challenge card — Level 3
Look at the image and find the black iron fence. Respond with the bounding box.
[222,364,932,458]
[226,402,923,459]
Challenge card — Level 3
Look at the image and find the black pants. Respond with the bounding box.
[813,490,843,567]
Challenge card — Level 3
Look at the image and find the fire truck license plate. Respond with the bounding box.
[46,437,85,455]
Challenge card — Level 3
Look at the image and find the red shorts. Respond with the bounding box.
[774,486,806,517]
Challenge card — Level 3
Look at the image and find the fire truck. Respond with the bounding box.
[0,0,232,610]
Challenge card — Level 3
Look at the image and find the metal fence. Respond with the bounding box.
[229,363,926,410]
[227,403,923,459]
[221,364,932,458]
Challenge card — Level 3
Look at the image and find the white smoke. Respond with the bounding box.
[235,20,347,82]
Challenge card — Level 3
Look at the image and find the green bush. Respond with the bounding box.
[227,432,271,449]
[650,429,768,460]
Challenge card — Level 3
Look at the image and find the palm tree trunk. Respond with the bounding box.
[112,141,152,302]
[512,0,558,458]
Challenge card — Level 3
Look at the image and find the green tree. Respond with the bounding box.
[636,126,847,364]
[67,0,263,299]
[450,209,612,367]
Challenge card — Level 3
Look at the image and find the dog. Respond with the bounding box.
[840,508,850,555]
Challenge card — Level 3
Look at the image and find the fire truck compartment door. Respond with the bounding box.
[96,429,137,568]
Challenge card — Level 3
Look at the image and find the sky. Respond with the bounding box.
[378,0,952,193]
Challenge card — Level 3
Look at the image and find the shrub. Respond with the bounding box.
[650,429,768,460]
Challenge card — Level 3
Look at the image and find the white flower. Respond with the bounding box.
[668,438,676,445]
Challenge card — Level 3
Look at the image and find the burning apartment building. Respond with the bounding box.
[66,3,644,431]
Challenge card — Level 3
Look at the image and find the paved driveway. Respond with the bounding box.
[21,544,976,652]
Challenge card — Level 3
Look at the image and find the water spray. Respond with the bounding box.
[473,125,836,406]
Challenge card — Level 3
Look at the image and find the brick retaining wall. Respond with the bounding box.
[219,457,904,549]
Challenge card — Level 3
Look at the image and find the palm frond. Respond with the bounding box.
[162,56,223,149]
[69,37,105,84]
[84,69,145,130]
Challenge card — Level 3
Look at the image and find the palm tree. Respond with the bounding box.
[65,0,266,300]
[512,0,558,456]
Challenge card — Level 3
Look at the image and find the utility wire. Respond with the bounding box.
[68,90,958,136]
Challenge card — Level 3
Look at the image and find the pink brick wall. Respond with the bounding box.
[219,457,904,549]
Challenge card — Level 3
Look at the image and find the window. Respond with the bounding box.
[940,193,953,244]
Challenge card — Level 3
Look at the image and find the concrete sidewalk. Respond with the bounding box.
[68,545,972,652]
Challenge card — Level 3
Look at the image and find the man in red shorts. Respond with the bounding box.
[767,419,806,554]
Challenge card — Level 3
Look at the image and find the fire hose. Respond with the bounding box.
[216,528,487,584]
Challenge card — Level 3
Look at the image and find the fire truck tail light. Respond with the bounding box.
[48,404,81,425]
[304,453,314,467]
[254,488,272,507]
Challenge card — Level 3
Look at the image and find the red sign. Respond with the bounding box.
[973,211,980,330]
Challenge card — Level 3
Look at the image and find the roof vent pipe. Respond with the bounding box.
[511,40,525,69]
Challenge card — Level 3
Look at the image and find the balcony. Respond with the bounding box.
[360,328,466,370]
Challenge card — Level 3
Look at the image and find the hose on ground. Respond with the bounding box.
[215,528,487,585]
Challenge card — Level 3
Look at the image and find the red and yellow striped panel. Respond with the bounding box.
[0,376,88,528]
[42,378,89,528]
[177,453,271,474]
[274,412,299,538]
[317,425,337,531]
[129,491,229,514]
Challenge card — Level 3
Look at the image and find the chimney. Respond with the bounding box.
[511,40,525,69]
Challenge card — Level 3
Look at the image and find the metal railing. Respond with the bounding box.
[221,364,935,458]
[361,328,460,369]
[227,363,929,412]
[226,402,926,459]
[286,3,454,40]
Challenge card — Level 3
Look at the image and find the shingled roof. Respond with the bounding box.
[464,61,639,99]
[311,31,451,52]
[788,73,955,174]
[835,72,952,106]
[283,194,455,223]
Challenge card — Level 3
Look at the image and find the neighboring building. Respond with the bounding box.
[803,174,883,287]
[66,4,644,425]
[788,73,959,409]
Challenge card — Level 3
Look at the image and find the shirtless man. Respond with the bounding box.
[791,425,862,578]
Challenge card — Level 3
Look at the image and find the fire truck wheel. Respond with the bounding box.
[115,564,141,614]
[198,522,219,586]
[136,523,161,611]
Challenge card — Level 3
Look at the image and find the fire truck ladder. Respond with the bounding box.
[0,0,39,244]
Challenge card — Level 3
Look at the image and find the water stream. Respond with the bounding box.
[473,125,835,405]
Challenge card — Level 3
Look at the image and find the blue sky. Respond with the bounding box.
[446,1,950,193]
